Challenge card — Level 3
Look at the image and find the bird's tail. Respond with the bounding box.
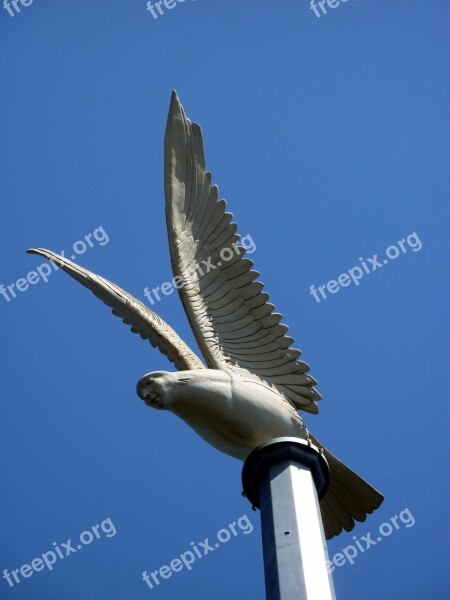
[310,435,384,540]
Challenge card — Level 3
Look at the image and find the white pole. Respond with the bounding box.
[242,437,336,600]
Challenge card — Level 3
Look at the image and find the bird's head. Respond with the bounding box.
[136,371,178,410]
[137,369,230,414]
[137,370,198,410]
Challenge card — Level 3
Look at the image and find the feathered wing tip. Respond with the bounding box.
[311,436,384,540]
[26,247,204,371]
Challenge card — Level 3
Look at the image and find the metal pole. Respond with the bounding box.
[242,437,336,600]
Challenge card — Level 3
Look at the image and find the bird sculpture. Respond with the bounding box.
[28,92,383,539]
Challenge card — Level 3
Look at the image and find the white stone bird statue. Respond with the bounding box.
[28,92,383,539]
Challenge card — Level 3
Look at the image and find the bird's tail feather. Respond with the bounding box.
[310,435,384,540]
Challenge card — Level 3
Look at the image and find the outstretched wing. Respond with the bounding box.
[27,248,205,371]
[165,92,320,413]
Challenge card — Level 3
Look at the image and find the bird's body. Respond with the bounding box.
[28,91,383,539]
[138,369,307,460]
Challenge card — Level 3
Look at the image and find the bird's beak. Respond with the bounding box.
[136,373,153,400]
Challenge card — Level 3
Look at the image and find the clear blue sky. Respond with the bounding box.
[1,1,448,599]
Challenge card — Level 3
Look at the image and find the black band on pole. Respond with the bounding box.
[242,437,330,508]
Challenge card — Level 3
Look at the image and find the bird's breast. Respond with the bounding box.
[170,372,306,460]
